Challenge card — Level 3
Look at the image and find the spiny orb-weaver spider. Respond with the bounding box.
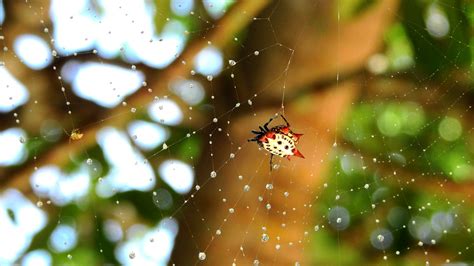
[248,114,304,170]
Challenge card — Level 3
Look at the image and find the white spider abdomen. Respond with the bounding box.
[262,133,296,157]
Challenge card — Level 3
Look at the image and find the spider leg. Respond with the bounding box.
[263,117,274,131]
[251,130,262,134]
[259,126,266,132]
[280,114,290,127]
[269,154,274,171]
[248,138,257,142]
[62,128,70,137]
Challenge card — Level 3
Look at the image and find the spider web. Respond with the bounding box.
[0,0,473,265]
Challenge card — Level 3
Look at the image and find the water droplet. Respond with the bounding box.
[213,117,218,123]
[266,203,271,210]
[19,136,26,143]
[51,50,57,56]
[129,252,135,259]
[254,51,260,56]
[247,99,253,106]
[377,234,384,242]
[229,153,235,159]
[210,171,217,178]
[207,75,213,81]
[86,158,93,165]
[130,107,136,113]
[198,252,206,260]
[216,229,221,235]
[364,184,370,189]
[243,185,250,192]
[314,225,320,231]
[228,208,235,213]
[162,143,168,150]
[265,183,273,190]
[67,254,72,260]
[336,217,342,224]
[36,201,43,207]
[228,60,236,66]
[284,191,289,197]
[261,233,269,242]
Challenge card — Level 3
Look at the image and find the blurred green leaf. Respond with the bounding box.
[338,0,376,20]
[6,208,16,224]
[385,23,414,71]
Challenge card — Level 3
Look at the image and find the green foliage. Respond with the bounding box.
[176,134,202,161]
[325,7,474,255]
[310,228,363,264]
[400,0,471,75]
[344,102,474,182]
[153,0,200,35]
[313,148,474,263]
[6,208,16,223]
[338,0,376,20]
[385,23,415,71]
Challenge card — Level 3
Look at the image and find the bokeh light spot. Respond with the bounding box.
[14,35,52,70]
[0,68,30,113]
[159,160,194,194]
[438,117,462,141]
[148,99,183,126]
[0,128,27,166]
[194,46,223,76]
